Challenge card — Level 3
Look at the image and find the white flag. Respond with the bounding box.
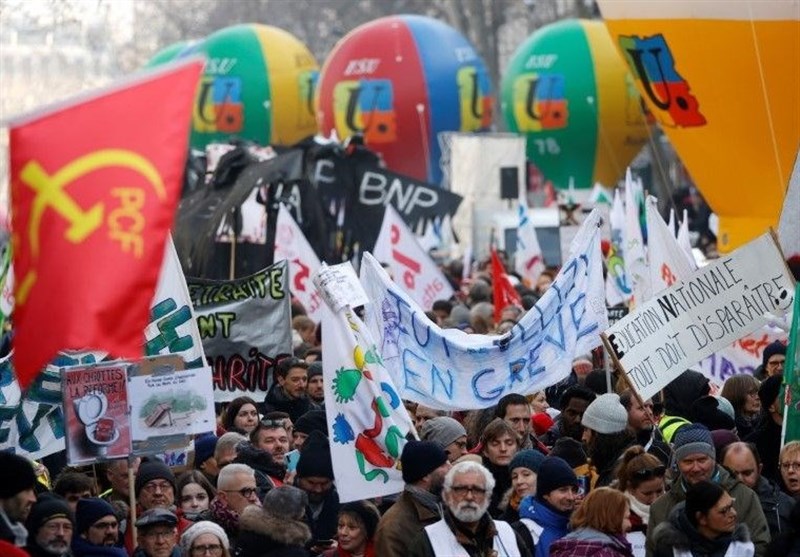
[321,304,414,502]
[624,170,651,305]
[274,204,324,322]
[373,205,454,311]
[778,148,800,260]
[514,200,545,287]
[606,189,633,307]
[677,209,697,270]
[645,196,694,296]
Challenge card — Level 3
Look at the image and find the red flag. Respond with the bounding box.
[491,248,522,324]
[9,60,203,387]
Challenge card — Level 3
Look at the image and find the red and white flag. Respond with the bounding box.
[645,196,694,295]
[514,199,545,287]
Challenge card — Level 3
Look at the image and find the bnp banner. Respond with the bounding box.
[322,304,414,502]
[603,232,796,402]
[362,210,607,410]
[188,260,292,402]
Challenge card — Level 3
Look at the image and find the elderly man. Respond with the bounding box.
[408,460,530,556]
[646,424,769,557]
[721,442,794,539]
[100,458,140,504]
[375,440,452,557]
[200,463,259,544]
[0,452,37,547]
[72,498,126,557]
[25,496,74,557]
[133,508,180,557]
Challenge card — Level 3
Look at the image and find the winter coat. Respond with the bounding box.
[550,527,634,557]
[235,505,311,557]
[483,457,512,519]
[263,383,319,423]
[651,504,754,557]
[320,541,376,557]
[302,486,339,542]
[71,536,128,557]
[646,466,768,557]
[406,510,530,557]
[512,495,570,557]
[374,489,441,557]
[234,442,286,500]
[132,546,181,557]
[754,475,795,539]
[744,418,782,483]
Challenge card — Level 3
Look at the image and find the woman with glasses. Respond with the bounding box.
[176,472,217,522]
[613,446,666,557]
[180,522,230,557]
[651,481,754,557]
[720,375,762,439]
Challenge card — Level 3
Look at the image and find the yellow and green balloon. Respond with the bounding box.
[502,19,649,190]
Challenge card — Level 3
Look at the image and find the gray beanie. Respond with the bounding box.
[420,417,466,450]
[262,485,308,519]
[581,393,628,434]
[673,424,715,464]
[180,521,229,554]
[715,396,735,422]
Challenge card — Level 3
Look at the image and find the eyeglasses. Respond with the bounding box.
[260,419,286,429]
[450,485,487,496]
[142,481,173,493]
[224,487,258,498]
[781,462,800,472]
[91,521,118,530]
[192,544,223,555]
[766,358,785,368]
[716,500,736,516]
[633,465,667,480]
[141,529,176,540]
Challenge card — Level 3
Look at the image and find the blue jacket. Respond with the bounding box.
[71,536,128,557]
[515,495,571,557]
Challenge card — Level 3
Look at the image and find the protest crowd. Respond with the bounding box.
[1,243,799,557]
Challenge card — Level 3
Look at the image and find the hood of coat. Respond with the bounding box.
[238,505,311,548]
[653,503,751,552]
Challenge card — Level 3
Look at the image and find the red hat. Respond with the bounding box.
[531,413,554,436]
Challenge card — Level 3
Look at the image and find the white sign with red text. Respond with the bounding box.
[373,205,454,311]
[274,203,324,322]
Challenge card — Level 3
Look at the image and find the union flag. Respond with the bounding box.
[9,59,203,388]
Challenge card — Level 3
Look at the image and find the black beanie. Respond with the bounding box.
[307,362,323,379]
[0,452,37,498]
[759,375,783,409]
[26,494,73,533]
[536,456,578,498]
[75,498,115,534]
[549,437,588,469]
[685,480,725,527]
[340,500,381,539]
[296,430,334,479]
[294,410,328,436]
[400,440,448,484]
[762,341,786,367]
[690,396,736,431]
[135,459,176,497]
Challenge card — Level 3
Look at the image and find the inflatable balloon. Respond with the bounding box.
[598,1,800,251]
[179,24,319,149]
[145,41,194,68]
[502,19,650,191]
[316,15,493,184]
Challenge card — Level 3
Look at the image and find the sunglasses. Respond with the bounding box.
[633,465,666,479]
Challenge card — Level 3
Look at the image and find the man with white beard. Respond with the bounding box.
[408,460,531,556]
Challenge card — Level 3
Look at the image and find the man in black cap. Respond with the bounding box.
[134,508,179,557]
[375,440,451,557]
[306,362,325,408]
[293,409,327,452]
[0,452,37,546]
[25,495,74,557]
[295,430,339,546]
[754,340,785,380]
[72,497,126,557]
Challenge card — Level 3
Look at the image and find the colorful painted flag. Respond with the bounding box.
[322,304,414,502]
[274,203,324,322]
[492,248,522,323]
[372,205,454,311]
[783,283,800,444]
[645,196,693,295]
[623,170,651,305]
[9,60,202,387]
[605,189,632,306]
[514,200,545,288]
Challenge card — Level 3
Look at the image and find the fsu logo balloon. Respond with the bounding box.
[316,15,493,184]
[149,24,320,150]
[502,19,650,191]
[598,0,800,252]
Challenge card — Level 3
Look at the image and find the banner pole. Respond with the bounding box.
[128,456,137,549]
[601,333,645,407]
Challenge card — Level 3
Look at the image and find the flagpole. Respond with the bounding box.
[128,455,138,549]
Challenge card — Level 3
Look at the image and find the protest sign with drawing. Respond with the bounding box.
[603,231,796,402]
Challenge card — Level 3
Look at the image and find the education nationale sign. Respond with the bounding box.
[603,232,795,401]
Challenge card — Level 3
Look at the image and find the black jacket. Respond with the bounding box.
[263,384,319,423]
[652,503,753,557]
[302,487,340,542]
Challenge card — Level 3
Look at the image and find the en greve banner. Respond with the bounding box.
[603,231,796,402]
[321,304,414,502]
[362,210,608,410]
[188,260,292,402]
[373,204,455,311]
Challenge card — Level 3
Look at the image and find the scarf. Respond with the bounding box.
[625,491,650,525]
[209,497,240,535]
[0,507,27,547]
[405,485,441,515]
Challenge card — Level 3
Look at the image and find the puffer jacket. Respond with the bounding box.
[512,495,570,557]
[550,527,634,557]
[651,503,754,557]
[646,466,768,557]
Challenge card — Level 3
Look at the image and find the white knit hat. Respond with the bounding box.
[581,393,628,434]
[180,521,230,554]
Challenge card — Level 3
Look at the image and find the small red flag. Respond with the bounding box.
[491,248,522,324]
[9,60,203,388]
